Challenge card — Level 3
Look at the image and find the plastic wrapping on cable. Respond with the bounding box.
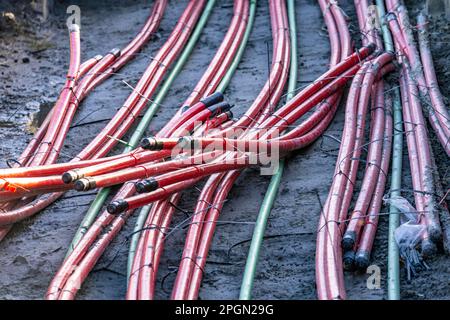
[384,195,430,280]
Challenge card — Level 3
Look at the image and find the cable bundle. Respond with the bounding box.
[2,0,447,301]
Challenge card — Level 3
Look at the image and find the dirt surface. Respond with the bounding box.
[0,0,449,300]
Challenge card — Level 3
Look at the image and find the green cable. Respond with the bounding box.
[127,0,257,279]
[376,0,394,53]
[66,188,110,256]
[126,0,217,278]
[66,0,217,259]
[376,0,402,300]
[239,0,297,300]
[127,0,257,278]
[127,204,151,276]
[388,89,402,300]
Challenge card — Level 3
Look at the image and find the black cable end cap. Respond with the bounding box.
[107,200,129,215]
[140,137,153,149]
[74,179,89,191]
[355,251,370,270]
[428,226,443,244]
[140,137,162,150]
[62,172,74,184]
[135,178,159,193]
[208,102,232,117]
[421,238,437,258]
[62,170,81,184]
[341,232,356,251]
[343,250,355,271]
[200,92,224,108]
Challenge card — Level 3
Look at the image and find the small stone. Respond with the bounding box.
[22,57,30,63]
[25,101,40,111]
[12,255,28,265]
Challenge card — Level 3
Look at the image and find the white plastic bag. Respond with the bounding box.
[384,195,429,279]
[384,195,420,224]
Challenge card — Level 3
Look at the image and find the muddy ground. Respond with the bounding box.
[0,0,449,300]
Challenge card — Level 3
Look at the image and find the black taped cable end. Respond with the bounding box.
[62,172,73,184]
[428,225,443,244]
[107,199,129,215]
[140,137,163,150]
[355,251,370,270]
[74,179,88,191]
[225,110,234,120]
[200,92,224,108]
[341,231,356,251]
[208,102,232,118]
[421,238,437,258]
[135,178,159,193]
[343,250,355,271]
[62,170,81,184]
[74,177,96,191]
